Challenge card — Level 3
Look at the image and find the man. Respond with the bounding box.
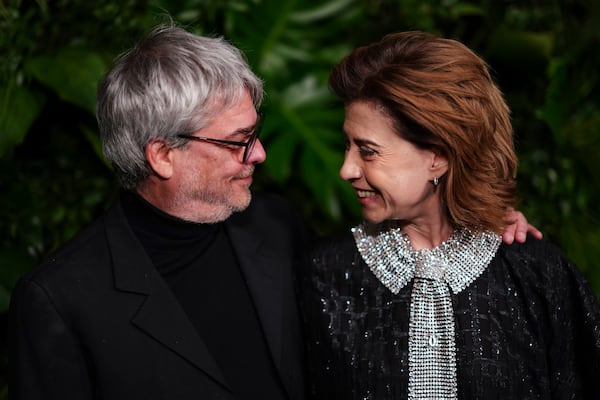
[9,24,537,400]
[9,25,307,399]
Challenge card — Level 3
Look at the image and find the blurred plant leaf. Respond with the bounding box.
[25,47,107,114]
[0,82,46,158]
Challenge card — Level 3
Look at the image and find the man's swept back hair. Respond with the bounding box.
[96,24,263,190]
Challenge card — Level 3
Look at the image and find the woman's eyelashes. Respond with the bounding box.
[359,145,377,158]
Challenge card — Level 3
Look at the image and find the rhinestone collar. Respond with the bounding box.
[352,221,501,399]
[352,222,501,295]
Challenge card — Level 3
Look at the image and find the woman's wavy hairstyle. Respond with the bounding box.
[329,31,517,233]
[96,24,263,190]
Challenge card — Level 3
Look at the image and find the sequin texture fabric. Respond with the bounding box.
[301,230,600,399]
[353,224,501,399]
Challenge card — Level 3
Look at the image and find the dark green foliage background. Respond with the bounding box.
[1,0,599,396]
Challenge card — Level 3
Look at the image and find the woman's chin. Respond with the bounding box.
[362,214,386,225]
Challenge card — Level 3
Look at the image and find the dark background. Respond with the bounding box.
[1,0,599,396]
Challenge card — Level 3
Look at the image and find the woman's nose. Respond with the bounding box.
[339,152,361,181]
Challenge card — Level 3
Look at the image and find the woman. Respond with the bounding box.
[303,31,600,399]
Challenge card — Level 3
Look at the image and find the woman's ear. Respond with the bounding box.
[145,139,174,179]
[430,152,449,177]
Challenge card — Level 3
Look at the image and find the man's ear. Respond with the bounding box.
[145,139,174,179]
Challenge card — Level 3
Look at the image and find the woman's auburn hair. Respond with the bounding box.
[329,31,518,233]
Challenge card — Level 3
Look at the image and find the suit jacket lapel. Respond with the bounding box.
[225,217,285,374]
[103,202,230,390]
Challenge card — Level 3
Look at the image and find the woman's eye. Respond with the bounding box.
[359,147,377,157]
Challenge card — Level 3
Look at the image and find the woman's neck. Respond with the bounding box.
[398,217,454,250]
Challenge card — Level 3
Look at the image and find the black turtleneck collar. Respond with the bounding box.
[120,189,221,275]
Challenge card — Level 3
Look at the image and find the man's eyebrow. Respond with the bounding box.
[225,120,259,138]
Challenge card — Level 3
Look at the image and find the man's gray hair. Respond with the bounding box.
[96,24,264,190]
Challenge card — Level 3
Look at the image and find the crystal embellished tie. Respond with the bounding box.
[352,222,501,400]
[408,250,457,398]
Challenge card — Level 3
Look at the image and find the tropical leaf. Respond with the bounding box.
[0,81,46,158]
[25,47,107,114]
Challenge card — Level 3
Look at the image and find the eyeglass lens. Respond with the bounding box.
[243,131,258,163]
[243,113,263,163]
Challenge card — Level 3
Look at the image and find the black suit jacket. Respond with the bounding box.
[9,193,308,400]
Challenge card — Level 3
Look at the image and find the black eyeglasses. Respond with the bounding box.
[177,112,264,163]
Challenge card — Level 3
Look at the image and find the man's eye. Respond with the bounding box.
[236,132,253,143]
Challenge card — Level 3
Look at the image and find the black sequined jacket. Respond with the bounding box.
[301,232,600,399]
